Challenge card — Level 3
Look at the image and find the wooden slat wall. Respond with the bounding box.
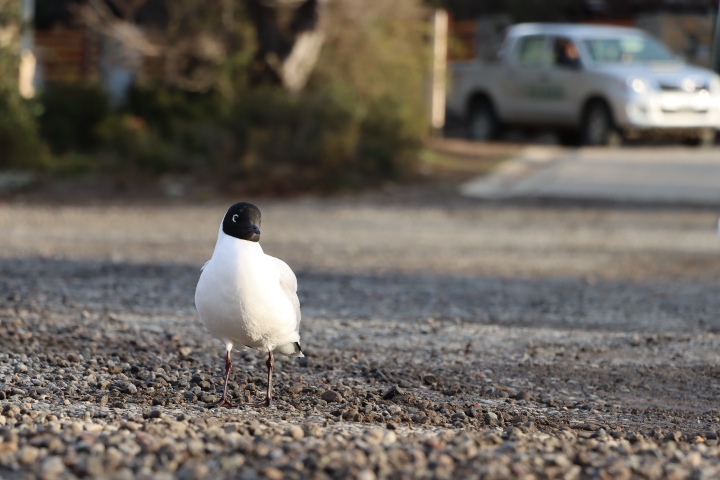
[448,17,476,61]
[35,28,100,82]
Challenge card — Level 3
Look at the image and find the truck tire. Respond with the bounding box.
[581,100,621,146]
[467,97,499,142]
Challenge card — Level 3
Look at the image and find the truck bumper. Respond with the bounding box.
[612,92,720,132]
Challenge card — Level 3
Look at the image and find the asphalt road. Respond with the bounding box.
[462,146,720,205]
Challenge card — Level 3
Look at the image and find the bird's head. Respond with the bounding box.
[222,202,261,242]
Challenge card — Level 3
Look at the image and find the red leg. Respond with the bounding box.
[206,348,234,408]
[251,350,273,408]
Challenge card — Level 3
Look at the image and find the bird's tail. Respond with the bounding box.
[275,342,304,357]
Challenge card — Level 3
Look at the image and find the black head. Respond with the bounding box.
[222,202,261,242]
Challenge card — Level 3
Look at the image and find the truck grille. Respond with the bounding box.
[659,83,709,92]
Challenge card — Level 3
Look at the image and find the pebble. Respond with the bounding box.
[383,385,405,400]
[40,457,65,480]
[17,445,39,465]
[286,425,304,440]
[321,390,343,403]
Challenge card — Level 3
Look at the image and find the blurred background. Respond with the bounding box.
[0,0,719,198]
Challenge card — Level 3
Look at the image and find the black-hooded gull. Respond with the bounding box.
[195,202,303,408]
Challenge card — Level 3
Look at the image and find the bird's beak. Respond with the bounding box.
[251,225,261,235]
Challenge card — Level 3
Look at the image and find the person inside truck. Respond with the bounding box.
[554,39,581,68]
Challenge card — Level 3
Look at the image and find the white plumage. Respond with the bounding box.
[196,224,303,357]
[194,202,302,408]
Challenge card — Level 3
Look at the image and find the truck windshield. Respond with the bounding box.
[583,37,675,64]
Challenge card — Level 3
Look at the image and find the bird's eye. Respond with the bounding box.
[232,214,238,222]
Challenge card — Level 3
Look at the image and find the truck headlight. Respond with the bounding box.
[628,77,650,94]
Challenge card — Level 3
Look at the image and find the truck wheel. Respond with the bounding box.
[467,98,499,142]
[581,101,621,146]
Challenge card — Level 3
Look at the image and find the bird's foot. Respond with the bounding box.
[205,398,234,409]
[250,397,272,408]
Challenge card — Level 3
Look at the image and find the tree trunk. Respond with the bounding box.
[246,0,325,93]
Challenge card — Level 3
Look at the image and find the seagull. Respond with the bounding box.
[195,202,303,408]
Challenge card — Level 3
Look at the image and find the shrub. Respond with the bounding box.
[38,83,110,155]
[0,1,44,169]
[6,0,430,193]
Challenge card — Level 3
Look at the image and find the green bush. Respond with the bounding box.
[7,0,430,192]
[0,2,44,169]
[0,92,43,169]
[38,83,110,155]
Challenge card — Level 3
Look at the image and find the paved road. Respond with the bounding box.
[461,146,720,205]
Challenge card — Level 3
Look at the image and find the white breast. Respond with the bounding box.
[195,234,298,351]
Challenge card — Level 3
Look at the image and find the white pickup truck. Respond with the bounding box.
[447,23,720,146]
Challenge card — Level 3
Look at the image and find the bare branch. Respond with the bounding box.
[75,0,161,57]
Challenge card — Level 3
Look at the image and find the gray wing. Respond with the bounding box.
[268,256,301,329]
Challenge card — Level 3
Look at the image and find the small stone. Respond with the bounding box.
[321,390,343,403]
[17,445,39,464]
[286,385,303,395]
[304,423,322,437]
[357,469,377,480]
[382,385,405,400]
[15,363,28,374]
[287,425,304,440]
[10,388,25,397]
[85,423,104,433]
[147,409,163,419]
[179,347,192,357]
[514,391,531,401]
[504,426,525,440]
[125,383,137,394]
[343,408,360,421]
[386,421,398,430]
[40,456,65,480]
[263,467,284,480]
[465,407,481,418]
[422,374,437,385]
[451,412,466,421]
[86,456,104,476]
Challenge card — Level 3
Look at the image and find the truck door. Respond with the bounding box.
[542,36,588,126]
[502,35,553,123]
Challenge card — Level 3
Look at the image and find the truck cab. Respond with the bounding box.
[447,23,720,146]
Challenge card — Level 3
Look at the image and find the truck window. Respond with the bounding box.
[552,38,581,68]
[583,37,674,64]
[516,36,546,67]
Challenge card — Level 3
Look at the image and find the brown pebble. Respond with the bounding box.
[321,390,343,403]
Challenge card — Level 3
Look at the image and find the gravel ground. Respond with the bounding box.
[1,192,720,479]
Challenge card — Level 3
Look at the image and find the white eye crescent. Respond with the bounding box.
[232,214,238,222]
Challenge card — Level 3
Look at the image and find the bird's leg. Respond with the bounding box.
[206,347,233,408]
[251,350,273,408]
